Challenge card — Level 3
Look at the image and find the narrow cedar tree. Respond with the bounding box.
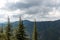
[32,19,38,40]
[15,17,27,40]
[0,27,3,40]
[5,17,11,40]
[0,26,3,33]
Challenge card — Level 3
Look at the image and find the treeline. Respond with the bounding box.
[0,17,38,40]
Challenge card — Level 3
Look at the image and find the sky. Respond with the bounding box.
[0,0,60,22]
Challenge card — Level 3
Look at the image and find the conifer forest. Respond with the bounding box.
[0,17,38,40]
[0,0,60,40]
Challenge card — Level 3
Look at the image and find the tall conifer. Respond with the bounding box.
[15,17,27,40]
[32,19,38,40]
[5,17,11,40]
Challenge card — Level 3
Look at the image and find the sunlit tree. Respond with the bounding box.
[15,17,28,40]
[32,19,38,40]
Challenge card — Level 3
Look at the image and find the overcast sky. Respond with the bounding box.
[0,0,60,22]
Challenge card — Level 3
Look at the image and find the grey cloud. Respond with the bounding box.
[5,0,57,10]
[12,14,24,18]
[5,2,39,10]
[25,6,52,15]
[7,0,55,16]
[2,0,60,21]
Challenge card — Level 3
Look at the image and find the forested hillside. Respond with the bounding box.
[0,18,60,40]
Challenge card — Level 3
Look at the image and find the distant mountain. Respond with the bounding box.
[0,20,60,40]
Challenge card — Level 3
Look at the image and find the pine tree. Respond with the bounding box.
[5,17,11,40]
[0,27,3,40]
[15,17,27,40]
[32,19,38,40]
[0,27,3,33]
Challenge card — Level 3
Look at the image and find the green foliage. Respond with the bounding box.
[5,17,11,40]
[0,18,39,40]
[32,19,38,40]
[15,17,28,40]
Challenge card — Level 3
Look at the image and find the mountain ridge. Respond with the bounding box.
[0,20,60,40]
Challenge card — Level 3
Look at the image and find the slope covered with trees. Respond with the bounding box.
[0,18,60,40]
